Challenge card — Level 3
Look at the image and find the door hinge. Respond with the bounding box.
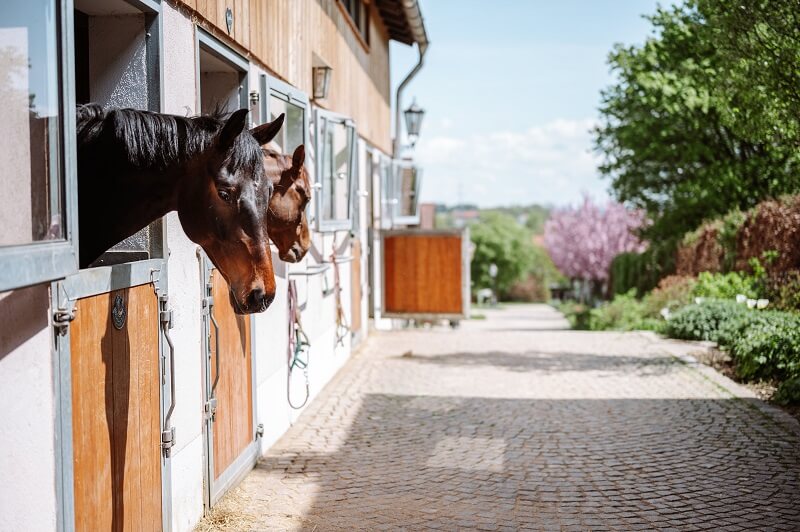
[256,423,264,438]
[161,427,176,457]
[204,398,218,421]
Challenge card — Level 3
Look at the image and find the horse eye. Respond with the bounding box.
[218,189,232,203]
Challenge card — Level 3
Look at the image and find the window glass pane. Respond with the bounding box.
[269,94,304,153]
[321,119,352,222]
[269,95,287,151]
[0,0,62,247]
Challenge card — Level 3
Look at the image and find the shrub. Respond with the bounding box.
[641,275,697,318]
[774,378,800,405]
[507,274,550,302]
[610,245,676,297]
[735,195,800,273]
[557,301,591,330]
[663,300,747,342]
[728,312,800,382]
[676,223,724,276]
[691,271,759,300]
[763,270,800,312]
[588,290,664,331]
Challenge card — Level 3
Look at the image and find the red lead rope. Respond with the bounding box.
[287,279,310,409]
[330,248,350,346]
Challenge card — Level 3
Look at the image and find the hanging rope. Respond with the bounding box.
[331,247,350,346]
[286,279,310,409]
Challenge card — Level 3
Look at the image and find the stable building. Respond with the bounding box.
[0,0,438,530]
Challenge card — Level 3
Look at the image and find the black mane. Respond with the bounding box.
[76,104,263,172]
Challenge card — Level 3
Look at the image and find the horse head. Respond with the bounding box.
[178,110,285,314]
[264,144,312,263]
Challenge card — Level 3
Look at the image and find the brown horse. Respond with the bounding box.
[76,105,285,313]
[263,144,312,263]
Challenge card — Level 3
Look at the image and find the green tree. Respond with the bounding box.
[594,2,800,247]
[470,212,536,298]
[697,0,800,147]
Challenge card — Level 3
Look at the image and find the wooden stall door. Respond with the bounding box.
[71,285,162,531]
[209,270,254,479]
[383,232,464,316]
[350,239,362,334]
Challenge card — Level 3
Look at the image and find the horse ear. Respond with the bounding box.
[217,109,249,151]
[251,113,285,146]
[291,145,305,171]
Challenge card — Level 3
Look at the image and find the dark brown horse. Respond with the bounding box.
[263,144,312,263]
[76,104,284,313]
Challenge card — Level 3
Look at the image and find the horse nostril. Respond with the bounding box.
[248,288,265,310]
[247,288,275,311]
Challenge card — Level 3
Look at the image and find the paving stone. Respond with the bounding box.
[200,304,800,530]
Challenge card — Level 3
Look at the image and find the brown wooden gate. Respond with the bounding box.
[70,284,162,531]
[209,270,254,479]
[203,264,257,508]
[382,229,471,319]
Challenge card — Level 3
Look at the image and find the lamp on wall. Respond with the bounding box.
[403,99,425,147]
[312,65,333,100]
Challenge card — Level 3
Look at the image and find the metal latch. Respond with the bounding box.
[159,307,174,329]
[53,308,76,336]
[161,427,176,457]
[205,398,218,421]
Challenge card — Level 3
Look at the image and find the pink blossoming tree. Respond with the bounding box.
[544,196,647,295]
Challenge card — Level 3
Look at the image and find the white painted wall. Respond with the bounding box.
[160,5,206,531]
[0,285,57,531]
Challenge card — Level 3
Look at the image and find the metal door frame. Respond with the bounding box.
[195,32,258,509]
[52,1,173,530]
[199,255,260,509]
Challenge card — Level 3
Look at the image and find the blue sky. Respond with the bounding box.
[389,0,664,208]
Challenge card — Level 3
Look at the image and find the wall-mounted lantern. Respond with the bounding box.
[403,99,425,147]
[312,65,333,100]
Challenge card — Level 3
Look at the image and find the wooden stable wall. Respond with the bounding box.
[383,233,465,316]
[174,0,392,153]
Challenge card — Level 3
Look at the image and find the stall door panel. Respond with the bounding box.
[210,270,253,479]
[351,239,362,334]
[384,233,464,315]
[71,285,162,531]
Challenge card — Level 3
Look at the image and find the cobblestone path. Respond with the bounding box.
[204,305,800,531]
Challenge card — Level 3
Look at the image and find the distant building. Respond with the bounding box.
[452,209,480,228]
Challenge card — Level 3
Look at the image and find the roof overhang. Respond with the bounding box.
[374,0,429,51]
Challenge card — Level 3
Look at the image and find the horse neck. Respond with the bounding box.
[77,110,207,266]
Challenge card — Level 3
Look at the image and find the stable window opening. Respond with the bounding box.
[314,109,356,232]
[73,0,163,267]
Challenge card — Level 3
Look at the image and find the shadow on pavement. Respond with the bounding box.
[393,349,679,377]
[258,394,800,529]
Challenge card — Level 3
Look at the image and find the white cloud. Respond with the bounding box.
[414,118,608,207]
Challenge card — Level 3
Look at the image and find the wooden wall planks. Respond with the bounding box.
[70,285,162,531]
[209,270,254,480]
[175,0,393,153]
[351,238,362,334]
[383,234,465,315]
